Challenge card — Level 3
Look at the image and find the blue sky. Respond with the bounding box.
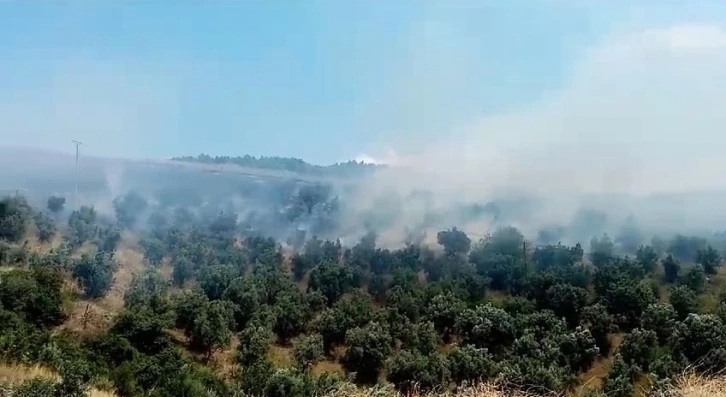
[2,1,726,165]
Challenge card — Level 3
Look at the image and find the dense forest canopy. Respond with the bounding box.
[2,157,726,397]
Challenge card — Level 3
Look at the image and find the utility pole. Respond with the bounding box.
[72,140,82,209]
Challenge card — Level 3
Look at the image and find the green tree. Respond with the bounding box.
[111,306,172,354]
[66,205,98,248]
[670,286,698,321]
[292,333,325,371]
[171,255,194,287]
[96,225,121,253]
[198,264,237,300]
[455,303,516,353]
[140,237,165,267]
[425,292,466,340]
[603,355,636,397]
[273,291,310,342]
[0,196,30,242]
[436,227,471,258]
[619,328,658,371]
[680,264,707,293]
[672,314,726,372]
[315,292,375,352]
[113,191,148,228]
[398,321,440,355]
[635,245,658,273]
[386,350,451,393]
[72,252,115,299]
[447,344,497,384]
[0,267,65,327]
[33,211,56,243]
[222,276,262,330]
[545,283,589,327]
[237,325,273,366]
[697,245,721,275]
[123,269,170,314]
[640,303,677,344]
[46,195,66,215]
[307,262,354,305]
[663,254,680,284]
[581,304,614,355]
[187,300,234,361]
[343,322,393,384]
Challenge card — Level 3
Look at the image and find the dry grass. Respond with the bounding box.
[0,364,57,384]
[311,359,345,377]
[268,345,295,368]
[0,363,116,397]
[209,335,241,379]
[668,372,726,397]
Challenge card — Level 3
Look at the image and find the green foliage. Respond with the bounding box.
[171,255,194,287]
[111,306,172,355]
[398,321,440,355]
[0,267,65,327]
[113,191,148,228]
[343,322,392,384]
[595,261,655,329]
[237,325,273,366]
[307,262,354,304]
[636,245,658,273]
[72,252,116,299]
[672,314,726,373]
[0,196,30,242]
[34,211,56,243]
[580,304,613,355]
[619,328,658,371]
[315,291,375,352]
[670,285,699,320]
[662,254,680,284]
[446,344,497,384]
[186,300,234,360]
[66,205,98,248]
[698,245,721,275]
[455,304,516,353]
[544,283,589,327]
[640,303,677,344]
[223,276,262,330]
[140,236,166,266]
[386,350,450,393]
[603,355,637,397]
[436,227,471,258]
[292,333,324,371]
[13,378,56,397]
[273,290,310,342]
[198,264,237,300]
[425,292,466,339]
[46,196,66,215]
[123,270,171,314]
[96,224,121,253]
[680,264,707,293]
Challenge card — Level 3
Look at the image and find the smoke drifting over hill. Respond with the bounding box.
[1,24,726,249]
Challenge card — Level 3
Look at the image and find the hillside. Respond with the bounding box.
[1,183,726,397]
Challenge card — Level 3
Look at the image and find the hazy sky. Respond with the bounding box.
[2,1,726,166]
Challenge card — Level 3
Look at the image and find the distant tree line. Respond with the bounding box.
[172,153,383,178]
